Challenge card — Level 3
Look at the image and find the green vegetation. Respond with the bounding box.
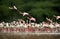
[0,0,60,23]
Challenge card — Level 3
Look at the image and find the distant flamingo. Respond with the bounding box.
[27,17,36,22]
[9,6,29,16]
[54,15,60,20]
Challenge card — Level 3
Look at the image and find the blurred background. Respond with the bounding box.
[0,0,60,39]
[0,0,60,23]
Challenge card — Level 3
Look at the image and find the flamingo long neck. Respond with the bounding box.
[16,9,22,14]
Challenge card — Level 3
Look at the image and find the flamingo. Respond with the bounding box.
[46,17,52,22]
[9,7,13,9]
[9,6,17,10]
[13,6,17,10]
[0,23,3,27]
[21,12,29,16]
[9,6,29,16]
[55,22,60,27]
[49,23,55,28]
[27,17,36,22]
[42,22,49,28]
[54,15,60,19]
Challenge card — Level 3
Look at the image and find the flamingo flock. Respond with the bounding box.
[0,5,60,33]
[9,6,36,22]
[0,19,60,33]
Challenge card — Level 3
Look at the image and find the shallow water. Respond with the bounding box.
[0,33,60,39]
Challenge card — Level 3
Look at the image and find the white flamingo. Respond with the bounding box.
[9,6,17,10]
[46,17,52,22]
[27,17,36,22]
[42,22,49,28]
[13,6,17,10]
[21,12,29,16]
[9,6,29,16]
[55,22,60,27]
[6,23,9,27]
[49,23,55,28]
[54,15,60,19]
[0,23,3,27]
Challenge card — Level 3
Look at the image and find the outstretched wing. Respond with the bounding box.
[13,6,17,10]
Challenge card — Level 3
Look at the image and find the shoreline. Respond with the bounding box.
[0,32,60,35]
